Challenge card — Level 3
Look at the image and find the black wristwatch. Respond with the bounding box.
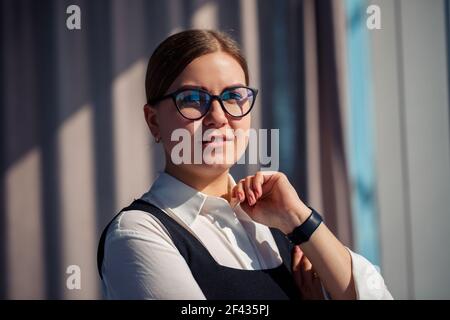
[287,207,323,245]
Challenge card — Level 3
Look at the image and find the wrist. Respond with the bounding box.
[287,207,323,245]
[286,205,312,233]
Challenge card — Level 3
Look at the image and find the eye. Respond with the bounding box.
[177,90,207,107]
[222,90,244,101]
[182,95,199,103]
[183,92,199,102]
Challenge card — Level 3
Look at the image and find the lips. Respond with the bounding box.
[202,134,234,144]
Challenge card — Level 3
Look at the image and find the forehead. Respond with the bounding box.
[169,52,246,93]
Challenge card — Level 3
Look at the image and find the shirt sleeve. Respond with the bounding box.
[101,210,206,300]
[345,247,394,300]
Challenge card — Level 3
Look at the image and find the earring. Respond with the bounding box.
[155,136,161,143]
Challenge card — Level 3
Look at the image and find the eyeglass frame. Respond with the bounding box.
[148,85,259,121]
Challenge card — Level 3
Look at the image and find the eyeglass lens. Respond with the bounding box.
[174,87,255,119]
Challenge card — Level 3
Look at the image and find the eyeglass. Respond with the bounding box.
[148,85,258,120]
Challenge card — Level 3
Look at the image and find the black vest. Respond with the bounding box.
[97,199,300,300]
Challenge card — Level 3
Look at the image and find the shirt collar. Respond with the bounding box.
[141,171,237,226]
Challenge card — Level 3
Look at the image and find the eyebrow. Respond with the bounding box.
[177,83,246,93]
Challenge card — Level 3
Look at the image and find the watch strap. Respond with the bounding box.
[287,207,323,245]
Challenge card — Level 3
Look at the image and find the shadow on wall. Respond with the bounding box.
[1,0,209,299]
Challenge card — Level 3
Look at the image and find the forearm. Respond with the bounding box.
[292,208,356,300]
[300,223,356,299]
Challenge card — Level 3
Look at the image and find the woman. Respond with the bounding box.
[97,29,392,300]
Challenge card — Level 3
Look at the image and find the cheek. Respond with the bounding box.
[230,116,251,147]
[229,115,251,131]
[158,104,191,139]
[229,116,252,159]
[159,114,197,155]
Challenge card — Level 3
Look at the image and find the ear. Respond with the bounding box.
[143,104,160,139]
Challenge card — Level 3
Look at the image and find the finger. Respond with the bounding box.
[248,176,260,203]
[229,189,240,208]
[244,176,256,206]
[259,171,285,195]
[291,245,303,272]
[295,251,325,300]
[292,246,303,288]
[300,254,314,289]
[252,171,264,199]
[231,185,237,199]
[233,180,246,203]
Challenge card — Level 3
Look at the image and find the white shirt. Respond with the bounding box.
[101,172,393,300]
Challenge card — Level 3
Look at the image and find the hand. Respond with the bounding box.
[292,245,325,300]
[231,171,311,234]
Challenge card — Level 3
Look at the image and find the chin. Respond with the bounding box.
[184,159,234,178]
[200,161,234,173]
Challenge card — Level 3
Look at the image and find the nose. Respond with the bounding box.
[202,98,228,128]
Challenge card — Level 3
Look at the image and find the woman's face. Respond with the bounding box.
[147,51,252,177]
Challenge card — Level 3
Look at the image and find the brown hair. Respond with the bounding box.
[145,29,249,104]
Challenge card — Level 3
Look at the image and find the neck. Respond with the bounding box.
[165,163,231,201]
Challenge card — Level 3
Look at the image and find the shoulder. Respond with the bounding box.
[104,204,173,246]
